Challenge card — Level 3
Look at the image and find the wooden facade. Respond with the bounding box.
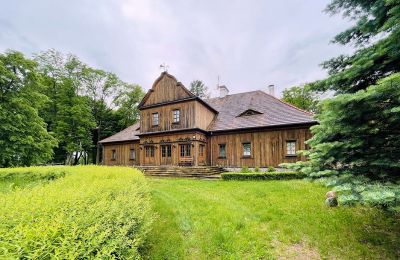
[103,142,140,166]
[209,127,312,167]
[100,72,317,168]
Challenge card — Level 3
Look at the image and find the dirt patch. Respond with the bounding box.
[274,240,321,260]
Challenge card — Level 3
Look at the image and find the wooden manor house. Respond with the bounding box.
[99,72,316,168]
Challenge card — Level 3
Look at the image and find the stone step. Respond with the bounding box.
[137,166,225,179]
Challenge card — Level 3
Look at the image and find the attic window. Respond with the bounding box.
[237,109,263,117]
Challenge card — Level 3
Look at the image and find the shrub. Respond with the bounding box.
[0,166,152,259]
[267,166,275,172]
[241,166,250,173]
[254,167,260,172]
[0,166,67,182]
[221,171,305,181]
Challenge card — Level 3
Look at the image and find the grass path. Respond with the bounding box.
[144,178,399,259]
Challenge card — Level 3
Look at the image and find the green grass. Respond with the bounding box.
[145,178,400,259]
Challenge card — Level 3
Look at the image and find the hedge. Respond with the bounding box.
[221,171,306,181]
[0,166,153,259]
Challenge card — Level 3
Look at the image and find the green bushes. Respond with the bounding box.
[221,171,305,181]
[0,166,152,259]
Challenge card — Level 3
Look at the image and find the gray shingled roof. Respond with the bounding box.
[99,122,140,144]
[204,90,316,131]
[99,91,316,143]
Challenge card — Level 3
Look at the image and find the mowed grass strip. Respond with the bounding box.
[0,166,153,259]
[145,178,400,259]
[0,166,67,192]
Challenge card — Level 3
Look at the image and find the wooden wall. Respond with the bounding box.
[102,142,140,166]
[194,101,216,130]
[209,127,312,167]
[143,74,191,106]
[140,100,216,133]
[140,101,196,133]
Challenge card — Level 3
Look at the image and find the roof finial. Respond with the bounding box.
[159,62,169,72]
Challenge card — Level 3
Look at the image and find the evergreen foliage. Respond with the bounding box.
[282,74,400,211]
[310,0,400,93]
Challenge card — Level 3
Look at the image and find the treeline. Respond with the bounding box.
[0,49,144,167]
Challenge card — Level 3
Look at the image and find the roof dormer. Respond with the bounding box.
[237,109,263,117]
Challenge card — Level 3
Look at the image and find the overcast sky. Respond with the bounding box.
[0,0,352,97]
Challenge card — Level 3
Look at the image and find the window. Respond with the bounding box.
[111,150,116,160]
[152,113,159,126]
[130,149,135,160]
[286,140,296,156]
[199,144,205,157]
[218,144,226,158]
[243,143,251,157]
[145,146,155,157]
[180,144,191,157]
[161,145,172,157]
[173,109,180,123]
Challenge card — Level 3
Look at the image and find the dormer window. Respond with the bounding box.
[152,112,159,126]
[237,109,263,117]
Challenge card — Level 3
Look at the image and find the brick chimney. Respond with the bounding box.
[218,85,229,98]
[267,84,275,97]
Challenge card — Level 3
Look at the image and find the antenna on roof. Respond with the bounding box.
[159,62,169,72]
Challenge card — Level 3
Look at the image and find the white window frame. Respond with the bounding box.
[152,112,159,126]
[173,109,180,123]
[130,149,136,160]
[286,140,297,156]
[243,143,251,157]
[111,149,116,160]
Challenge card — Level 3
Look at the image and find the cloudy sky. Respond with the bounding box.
[0,0,352,97]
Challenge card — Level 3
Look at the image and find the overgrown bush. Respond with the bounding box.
[0,166,152,258]
[221,171,305,181]
[254,167,260,172]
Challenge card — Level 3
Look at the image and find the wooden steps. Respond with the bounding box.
[138,166,225,179]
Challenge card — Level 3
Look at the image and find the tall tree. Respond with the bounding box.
[0,51,57,167]
[114,84,144,128]
[189,80,210,98]
[310,0,400,93]
[34,49,95,164]
[285,74,400,210]
[282,85,320,113]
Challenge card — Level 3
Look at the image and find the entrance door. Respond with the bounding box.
[160,145,172,165]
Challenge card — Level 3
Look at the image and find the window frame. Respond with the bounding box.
[172,109,180,124]
[161,145,172,158]
[286,140,297,156]
[152,112,159,126]
[145,146,155,157]
[199,144,205,157]
[242,142,251,157]
[111,149,116,160]
[218,144,226,159]
[179,144,191,157]
[129,148,136,160]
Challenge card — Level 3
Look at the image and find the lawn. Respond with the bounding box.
[145,178,400,259]
[0,167,399,259]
